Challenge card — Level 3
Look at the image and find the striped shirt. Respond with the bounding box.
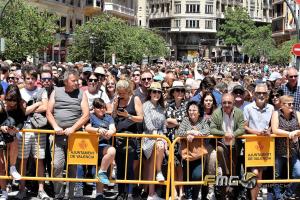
[177,117,210,137]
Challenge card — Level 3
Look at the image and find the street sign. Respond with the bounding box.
[292,43,300,56]
[296,0,300,4]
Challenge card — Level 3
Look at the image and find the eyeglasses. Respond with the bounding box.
[133,73,140,77]
[288,75,298,79]
[88,79,98,83]
[141,77,152,82]
[272,94,280,99]
[222,101,233,105]
[41,77,52,81]
[255,92,268,96]
[283,102,294,107]
[8,77,18,81]
[233,91,244,95]
[151,90,162,94]
[107,82,115,86]
[174,88,185,93]
[5,99,17,102]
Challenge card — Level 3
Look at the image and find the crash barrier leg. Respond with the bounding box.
[170,134,300,200]
[0,129,172,199]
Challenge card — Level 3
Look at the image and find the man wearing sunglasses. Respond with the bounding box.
[282,67,300,111]
[135,69,153,103]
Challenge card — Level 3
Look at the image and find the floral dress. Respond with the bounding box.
[165,100,187,165]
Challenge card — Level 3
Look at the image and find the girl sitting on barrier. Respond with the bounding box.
[85,98,116,200]
[0,85,25,200]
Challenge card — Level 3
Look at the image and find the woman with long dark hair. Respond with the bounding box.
[0,85,26,199]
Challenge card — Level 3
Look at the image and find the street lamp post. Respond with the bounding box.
[89,35,96,62]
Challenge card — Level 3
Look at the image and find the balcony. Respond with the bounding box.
[104,2,135,19]
[149,12,170,19]
[83,0,102,15]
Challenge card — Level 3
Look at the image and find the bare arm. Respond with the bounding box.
[46,90,63,134]
[132,96,143,123]
[271,111,290,135]
[34,90,48,113]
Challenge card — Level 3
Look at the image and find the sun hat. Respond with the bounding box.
[268,72,282,81]
[169,81,185,93]
[148,82,162,92]
[94,66,105,75]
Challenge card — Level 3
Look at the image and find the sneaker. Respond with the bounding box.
[217,167,222,176]
[15,190,27,200]
[156,171,165,182]
[37,190,50,200]
[96,194,105,200]
[0,191,8,200]
[74,185,83,197]
[10,166,21,180]
[98,171,110,185]
[207,189,216,200]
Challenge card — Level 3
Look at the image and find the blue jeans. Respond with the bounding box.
[183,159,203,200]
[273,155,300,199]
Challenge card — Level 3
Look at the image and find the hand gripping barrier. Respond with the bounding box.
[0,129,172,199]
[170,134,300,200]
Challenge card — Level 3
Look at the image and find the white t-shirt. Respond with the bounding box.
[85,89,110,109]
[20,87,47,103]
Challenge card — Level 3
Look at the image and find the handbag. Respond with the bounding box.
[180,138,208,161]
[30,113,47,128]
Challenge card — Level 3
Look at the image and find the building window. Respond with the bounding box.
[205,20,213,29]
[186,4,200,13]
[175,2,181,13]
[186,20,200,28]
[151,5,154,13]
[76,19,82,25]
[77,0,80,7]
[61,16,67,27]
[175,19,181,28]
[161,4,164,12]
[139,20,142,26]
[205,4,213,14]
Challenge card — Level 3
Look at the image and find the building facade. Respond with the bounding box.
[272,0,299,44]
[28,0,135,62]
[138,0,273,61]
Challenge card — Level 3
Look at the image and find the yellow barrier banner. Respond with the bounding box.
[245,137,275,167]
[67,134,99,165]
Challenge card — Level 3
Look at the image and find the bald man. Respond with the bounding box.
[282,67,300,111]
[210,93,245,198]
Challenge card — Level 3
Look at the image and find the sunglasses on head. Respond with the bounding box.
[174,88,185,93]
[142,77,152,81]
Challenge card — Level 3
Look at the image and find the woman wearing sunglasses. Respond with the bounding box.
[143,82,167,200]
[165,81,187,199]
[269,88,284,111]
[6,72,18,86]
[85,73,112,113]
[0,85,26,199]
[271,95,300,199]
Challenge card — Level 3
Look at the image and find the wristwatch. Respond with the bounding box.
[128,114,133,120]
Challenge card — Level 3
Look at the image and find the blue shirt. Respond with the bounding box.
[90,113,114,145]
[1,81,8,94]
[191,89,222,106]
[243,102,274,131]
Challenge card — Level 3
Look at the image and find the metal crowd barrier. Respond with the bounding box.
[0,129,172,199]
[170,134,300,199]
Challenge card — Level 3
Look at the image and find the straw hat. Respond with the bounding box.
[148,82,162,92]
[169,81,185,93]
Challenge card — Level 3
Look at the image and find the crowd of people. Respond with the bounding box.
[0,60,299,200]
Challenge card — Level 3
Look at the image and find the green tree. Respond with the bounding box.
[217,7,255,46]
[269,37,297,65]
[0,0,58,61]
[68,14,168,63]
[243,25,276,62]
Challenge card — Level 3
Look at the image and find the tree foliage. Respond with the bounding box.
[0,0,57,61]
[269,37,297,65]
[243,25,276,60]
[217,6,255,47]
[68,14,168,63]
